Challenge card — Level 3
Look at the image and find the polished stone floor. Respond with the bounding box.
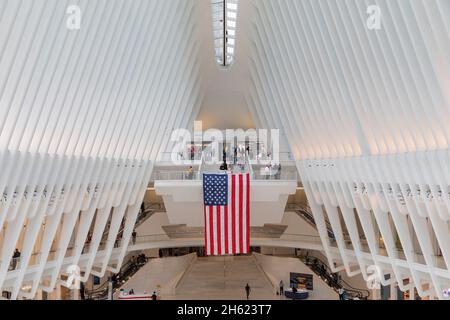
[164,256,284,300]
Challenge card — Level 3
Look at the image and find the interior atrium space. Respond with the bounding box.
[0,0,449,312]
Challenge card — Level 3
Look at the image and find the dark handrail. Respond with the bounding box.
[290,204,336,239]
[84,255,150,300]
[303,255,370,299]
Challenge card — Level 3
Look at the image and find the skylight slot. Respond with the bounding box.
[211,0,239,68]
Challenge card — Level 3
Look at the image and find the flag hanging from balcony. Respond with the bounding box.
[203,173,250,256]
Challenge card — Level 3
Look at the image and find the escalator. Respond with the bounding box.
[100,203,163,244]
[84,254,150,300]
[288,204,367,245]
[288,204,336,239]
[302,255,370,300]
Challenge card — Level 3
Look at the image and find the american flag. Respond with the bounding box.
[203,173,250,256]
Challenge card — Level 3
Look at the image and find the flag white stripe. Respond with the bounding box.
[212,205,218,255]
[221,201,226,255]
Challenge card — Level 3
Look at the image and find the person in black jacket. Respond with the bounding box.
[245,283,251,300]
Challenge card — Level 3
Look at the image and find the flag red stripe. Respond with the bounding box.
[209,206,214,255]
[231,174,236,254]
[204,206,208,256]
[239,174,244,254]
[246,173,250,253]
[224,205,228,255]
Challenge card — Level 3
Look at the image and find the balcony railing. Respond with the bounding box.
[156,151,295,164]
[153,170,298,181]
[130,232,323,245]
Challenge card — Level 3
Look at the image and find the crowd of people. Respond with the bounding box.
[119,288,159,301]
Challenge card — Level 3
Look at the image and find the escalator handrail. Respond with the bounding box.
[85,258,136,296]
[85,256,151,299]
[304,256,370,299]
[293,206,335,239]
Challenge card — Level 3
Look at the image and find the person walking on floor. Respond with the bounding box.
[245,283,251,300]
[279,280,284,296]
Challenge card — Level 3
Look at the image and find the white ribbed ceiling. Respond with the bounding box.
[244,0,450,160]
[1,0,448,165]
[0,0,204,161]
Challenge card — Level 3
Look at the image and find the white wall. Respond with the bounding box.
[254,253,338,300]
[280,211,320,238]
[155,181,297,227]
[114,253,196,298]
[197,90,254,130]
[260,211,321,256]
[135,212,170,238]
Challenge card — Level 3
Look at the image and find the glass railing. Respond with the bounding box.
[130,232,323,244]
[157,152,203,163]
[153,168,297,181]
[248,152,295,163]
[156,151,295,165]
[251,168,298,181]
[154,170,201,181]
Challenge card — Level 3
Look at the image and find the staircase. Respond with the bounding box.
[173,256,276,300]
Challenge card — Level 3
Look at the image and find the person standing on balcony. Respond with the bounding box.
[132,230,137,245]
[264,165,270,180]
[276,163,281,179]
[115,235,121,248]
[12,249,21,269]
[187,166,194,180]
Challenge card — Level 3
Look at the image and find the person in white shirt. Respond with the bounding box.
[338,287,345,300]
[264,166,270,179]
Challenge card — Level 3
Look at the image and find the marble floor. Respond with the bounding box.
[164,256,285,300]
